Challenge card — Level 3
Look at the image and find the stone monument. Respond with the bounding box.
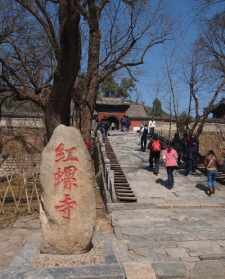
[40,125,96,254]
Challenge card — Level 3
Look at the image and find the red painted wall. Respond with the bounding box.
[98,111,126,122]
[98,112,145,131]
[130,120,142,128]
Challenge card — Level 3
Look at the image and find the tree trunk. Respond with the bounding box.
[80,104,93,140]
[74,76,99,140]
[45,1,81,140]
[74,1,101,141]
[193,79,225,139]
[45,74,72,138]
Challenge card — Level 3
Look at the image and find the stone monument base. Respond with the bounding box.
[0,232,125,279]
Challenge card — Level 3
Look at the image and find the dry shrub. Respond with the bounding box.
[3,140,25,156]
[199,132,225,160]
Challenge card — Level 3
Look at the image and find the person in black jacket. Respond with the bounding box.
[184,135,199,175]
[141,124,148,152]
[172,133,183,167]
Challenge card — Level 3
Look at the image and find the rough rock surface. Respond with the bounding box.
[40,125,96,254]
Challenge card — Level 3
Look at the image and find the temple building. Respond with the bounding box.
[95,97,148,130]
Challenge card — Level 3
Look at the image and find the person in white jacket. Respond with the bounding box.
[148,119,156,136]
[138,123,144,146]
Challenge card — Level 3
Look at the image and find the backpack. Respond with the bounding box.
[152,140,161,152]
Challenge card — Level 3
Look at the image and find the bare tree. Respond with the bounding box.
[0,0,170,141]
[0,0,81,139]
[73,0,170,140]
[190,12,225,137]
[198,12,225,79]
[164,38,224,140]
[182,40,225,139]
[199,0,225,7]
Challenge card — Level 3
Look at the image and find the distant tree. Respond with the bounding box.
[99,75,119,97]
[199,0,225,7]
[119,78,136,98]
[151,98,163,116]
[98,76,136,98]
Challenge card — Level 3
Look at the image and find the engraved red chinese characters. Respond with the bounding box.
[54,166,78,190]
[40,125,96,254]
[55,143,79,162]
[55,194,77,219]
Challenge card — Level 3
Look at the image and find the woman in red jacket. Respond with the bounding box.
[162,143,178,189]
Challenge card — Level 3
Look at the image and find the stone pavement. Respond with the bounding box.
[109,132,225,279]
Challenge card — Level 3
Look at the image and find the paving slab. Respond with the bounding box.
[123,262,157,279]
[0,232,125,279]
[108,132,225,278]
[152,262,187,279]
[190,260,225,279]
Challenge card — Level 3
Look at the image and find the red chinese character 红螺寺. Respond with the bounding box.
[55,143,79,162]
[55,194,77,219]
[54,165,78,190]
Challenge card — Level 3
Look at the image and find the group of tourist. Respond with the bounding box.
[120,116,130,132]
[98,119,109,137]
[138,123,224,195]
[147,133,178,189]
[139,119,156,151]
[97,115,131,137]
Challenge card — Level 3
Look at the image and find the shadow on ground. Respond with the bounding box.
[196,183,208,195]
[178,169,203,177]
[156,178,173,190]
[143,165,151,171]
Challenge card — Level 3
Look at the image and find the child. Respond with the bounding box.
[204,150,218,196]
[162,143,178,189]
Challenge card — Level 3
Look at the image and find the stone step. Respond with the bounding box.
[116,190,134,194]
[114,183,130,187]
[117,196,137,202]
[115,187,132,190]
[115,188,131,191]
[116,193,135,197]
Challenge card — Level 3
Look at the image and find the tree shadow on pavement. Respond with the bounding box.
[143,165,151,171]
[156,178,173,190]
[196,183,208,195]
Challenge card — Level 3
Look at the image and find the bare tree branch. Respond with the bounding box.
[15,0,60,60]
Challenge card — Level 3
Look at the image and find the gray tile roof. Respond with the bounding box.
[126,104,148,118]
[96,97,130,106]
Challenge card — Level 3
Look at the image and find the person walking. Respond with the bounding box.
[204,150,218,196]
[137,123,144,146]
[141,124,148,152]
[192,136,199,173]
[162,143,178,189]
[111,122,115,130]
[172,133,183,167]
[183,135,194,176]
[148,134,161,175]
[120,116,125,131]
[148,118,156,137]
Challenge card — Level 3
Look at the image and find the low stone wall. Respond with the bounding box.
[0,127,45,158]
[0,116,44,129]
[155,121,225,137]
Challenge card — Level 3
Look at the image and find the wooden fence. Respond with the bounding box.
[0,154,41,214]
